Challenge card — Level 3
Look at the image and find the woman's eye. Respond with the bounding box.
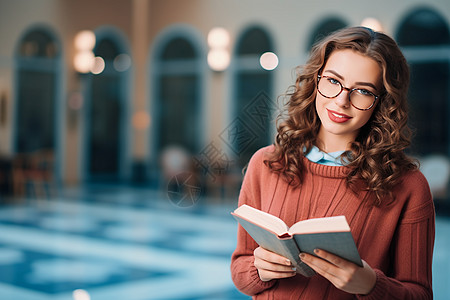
[327,78,340,85]
[357,89,372,96]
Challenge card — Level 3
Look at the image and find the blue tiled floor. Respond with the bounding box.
[0,185,449,299]
[0,186,250,300]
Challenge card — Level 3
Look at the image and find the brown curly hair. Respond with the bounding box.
[265,26,418,205]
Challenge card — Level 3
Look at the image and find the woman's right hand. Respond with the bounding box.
[253,247,297,282]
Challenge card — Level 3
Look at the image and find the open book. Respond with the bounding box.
[232,204,362,277]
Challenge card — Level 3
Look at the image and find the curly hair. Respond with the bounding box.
[265,26,418,205]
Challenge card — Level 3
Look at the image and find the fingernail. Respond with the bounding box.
[314,249,319,254]
[299,253,306,259]
[285,259,291,265]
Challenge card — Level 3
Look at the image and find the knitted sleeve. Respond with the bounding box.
[230,148,277,296]
[357,171,435,300]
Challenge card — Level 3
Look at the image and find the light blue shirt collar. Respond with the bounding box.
[305,146,347,166]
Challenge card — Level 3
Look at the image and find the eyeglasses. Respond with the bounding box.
[317,75,379,111]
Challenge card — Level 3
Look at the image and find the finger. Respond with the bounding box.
[258,269,297,281]
[313,249,352,268]
[254,247,292,266]
[254,256,297,273]
[300,252,342,280]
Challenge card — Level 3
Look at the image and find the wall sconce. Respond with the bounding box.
[361,18,384,32]
[73,30,98,74]
[207,27,231,72]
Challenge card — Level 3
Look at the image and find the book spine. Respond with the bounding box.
[280,240,315,277]
[263,236,316,277]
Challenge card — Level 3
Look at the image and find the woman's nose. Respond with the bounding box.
[334,89,351,108]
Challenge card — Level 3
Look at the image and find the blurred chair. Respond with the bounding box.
[420,155,450,201]
[200,160,242,202]
[12,149,55,200]
[11,153,28,198]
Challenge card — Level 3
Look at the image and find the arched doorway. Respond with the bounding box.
[396,7,450,156]
[13,26,62,192]
[150,30,204,183]
[84,31,130,182]
[231,26,275,168]
[15,27,61,155]
[307,17,348,49]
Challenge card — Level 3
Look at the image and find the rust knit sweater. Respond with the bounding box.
[231,146,435,299]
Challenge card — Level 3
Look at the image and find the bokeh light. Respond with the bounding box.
[90,56,105,75]
[74,30,96,51]
[73,50,95,73]
[259,52,279,71]
[207,27,230,48]
[132,111,150,130]
[113,53,132,72]
[207,49,230,72]
[72,289,90,300]
[207,27,231,72]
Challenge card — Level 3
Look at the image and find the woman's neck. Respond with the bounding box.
[316,133,354,153]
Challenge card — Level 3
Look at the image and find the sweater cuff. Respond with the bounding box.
[248,265,277,294]
[357,269,388,299]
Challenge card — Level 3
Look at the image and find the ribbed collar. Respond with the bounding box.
[303,156,349,178]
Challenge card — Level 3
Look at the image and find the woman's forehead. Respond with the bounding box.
[323,49,382,88]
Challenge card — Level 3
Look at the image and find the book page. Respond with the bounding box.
[289,215,350,235]
[233,205,289,235]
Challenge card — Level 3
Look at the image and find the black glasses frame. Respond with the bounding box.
[317,75,379,111]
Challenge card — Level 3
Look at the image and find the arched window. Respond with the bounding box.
[397,8,450,46]
[151,32,203,172]
[230,26,275,168]
[84,31,130,182]
[307,17,348,50]
[396,7,450,156]
[15,28,60,154]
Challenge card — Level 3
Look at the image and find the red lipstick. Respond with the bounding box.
[327,109,352,123]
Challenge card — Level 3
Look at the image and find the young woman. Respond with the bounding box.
[230,27,435,299]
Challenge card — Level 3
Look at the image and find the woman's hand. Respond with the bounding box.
[299,249,376,295]
[253,247,297,282]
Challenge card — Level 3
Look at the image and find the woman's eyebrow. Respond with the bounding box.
[324,69,344,80]
[355,81,378,91]
[324,69,378,91]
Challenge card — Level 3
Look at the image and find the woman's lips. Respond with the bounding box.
[327,109,352,123]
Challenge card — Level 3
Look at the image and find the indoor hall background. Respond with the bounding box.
[0,0,449,299]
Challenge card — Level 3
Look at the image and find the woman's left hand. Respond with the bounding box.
[299,249,376,295]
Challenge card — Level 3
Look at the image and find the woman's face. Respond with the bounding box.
[315,49,382,152]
